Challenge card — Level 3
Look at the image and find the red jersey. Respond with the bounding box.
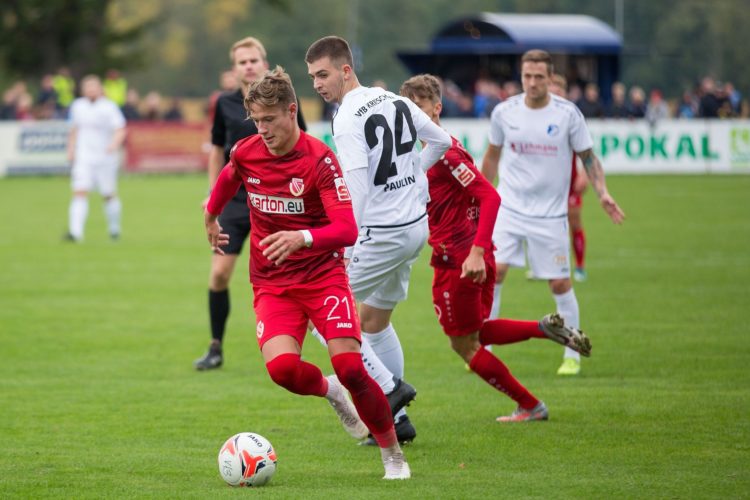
[221,131,353,287]
[426,136,501,268]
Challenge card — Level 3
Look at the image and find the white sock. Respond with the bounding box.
[490,283,502,319]
[362,323,404,379]
[363,324,408,420]
[554,288,581,361]
[69,196,88,240]
[104,197,121,236]
[311,327,396,395]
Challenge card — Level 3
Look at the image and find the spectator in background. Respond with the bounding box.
[646,89,670,123]
[103,69,128,107]
[607,82,629,118]
[627,86,647,118]
[441,79,473,117]
[1,83,22,120]
[37,75,58,110]
[163,98,183,121]
[502,80,521,99]
[698,77,722,118]
[567,84,582,107]
[15,91,34,120]
[121,89,141,121]
[207,70,238,124]
[714,82,735,118]
[52,67,75,114]
[142,91,162,120]
[576,83,605,118]
[725,82,742,115]
[473,77,501,117]
[676,89,698,119]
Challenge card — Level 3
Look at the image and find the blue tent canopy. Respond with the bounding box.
[427,13,622,55]
[397,13,622,102]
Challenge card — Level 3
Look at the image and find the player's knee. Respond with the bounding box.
[331,353,368,390]
[265,354,300,390]
[450,336,480,364]
[210,268,232,289]
[549,278,571,295]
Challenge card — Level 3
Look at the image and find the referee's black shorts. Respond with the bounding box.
[217,197,251,255]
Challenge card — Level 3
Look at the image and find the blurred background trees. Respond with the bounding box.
[1,0,749,99]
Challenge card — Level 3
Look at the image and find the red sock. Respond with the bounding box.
[572,228,586,269]
[265,353,327,397]
[479,318,545,346]
[331,352,396,448]
[469,348,539,409]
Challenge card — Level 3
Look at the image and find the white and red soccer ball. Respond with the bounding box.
[218,432,277,487]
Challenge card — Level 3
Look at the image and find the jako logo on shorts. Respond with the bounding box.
[249,193,305,214]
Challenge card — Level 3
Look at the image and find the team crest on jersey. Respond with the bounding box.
[547,124,560,136]
[334,177,351,201]
[289,177,304,196]
[451,163,476,187]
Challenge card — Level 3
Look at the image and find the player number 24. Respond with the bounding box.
[364,101,416,186]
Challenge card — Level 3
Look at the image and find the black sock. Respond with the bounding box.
[209,289,230,344]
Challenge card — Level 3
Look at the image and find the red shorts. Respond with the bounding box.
[431,256,496,337]
[568,191,583,208]
[252,275,361,349]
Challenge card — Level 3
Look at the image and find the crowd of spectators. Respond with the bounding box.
[440,75,746,120]
[1,69,746,123]
[0,68,184,123]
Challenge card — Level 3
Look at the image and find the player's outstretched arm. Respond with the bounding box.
[204,165,242,254]
[416,120,452,171]
[577,148,625,224]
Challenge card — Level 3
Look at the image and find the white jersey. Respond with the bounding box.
[488,93,592,218]
[333,86,451,228]
[69,96,126,162]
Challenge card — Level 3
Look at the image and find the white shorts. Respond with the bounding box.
[71,156,120,195]
[492,206,570,279]
[347,217,428,310]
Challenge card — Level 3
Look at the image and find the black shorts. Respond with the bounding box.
[217,197,251,255]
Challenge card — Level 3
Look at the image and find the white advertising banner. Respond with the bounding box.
[0,121,71,177]
[307,118,750,174]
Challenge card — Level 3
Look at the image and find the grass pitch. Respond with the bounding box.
[1,174,748,499]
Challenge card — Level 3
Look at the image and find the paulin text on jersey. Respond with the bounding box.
[382,174,415,192]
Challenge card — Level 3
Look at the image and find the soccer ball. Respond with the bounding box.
[217,432,277,487]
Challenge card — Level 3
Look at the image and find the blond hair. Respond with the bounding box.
[230,36,267,63]
[244,65,297,112]
[400,74,442,104]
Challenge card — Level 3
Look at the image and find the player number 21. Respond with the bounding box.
[364,101,416,186]
[324,294,352,321]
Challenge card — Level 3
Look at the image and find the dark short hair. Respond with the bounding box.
[521,49,554,75]
[305,36,353,67]
[400,74,442,104]
[244,65,297,112]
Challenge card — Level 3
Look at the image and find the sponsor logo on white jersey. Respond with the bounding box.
[451,163,476,187]
[289,177,305,196]
[247,176,261,184]
[249,193,305,214]
[334,177,351,201]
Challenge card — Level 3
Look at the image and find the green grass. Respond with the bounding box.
[1,174,748,499]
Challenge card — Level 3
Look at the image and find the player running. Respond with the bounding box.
[204,67,409,479]
[305,36,452,441]
[400,74,591,422]
[481,50,624,376]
